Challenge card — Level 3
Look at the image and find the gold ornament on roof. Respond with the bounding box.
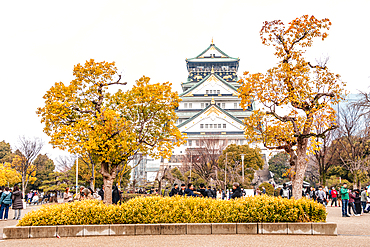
[211,96,215,105]
[211,66,214,74]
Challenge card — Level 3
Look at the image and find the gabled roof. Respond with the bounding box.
[177,102,244,129]
[179,71,239,97]
[186,43,239,62]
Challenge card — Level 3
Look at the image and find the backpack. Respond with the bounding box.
[282,188,289,198]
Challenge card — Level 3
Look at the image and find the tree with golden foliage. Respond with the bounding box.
[239,15,346,199]
[0,162,21,187]
[37,59,184,204]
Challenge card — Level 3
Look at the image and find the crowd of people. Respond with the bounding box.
[304,183,370,217]
[1,181,369,221]
[168,182,243,199]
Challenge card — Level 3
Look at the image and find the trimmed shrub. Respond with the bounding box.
[18,195,326,226]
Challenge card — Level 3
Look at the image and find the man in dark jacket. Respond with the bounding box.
[184,183,198,197]
[208,186,216,198]
[112,186,120,204]
[98,188,104,201]
[231,182,242,199]
[178,184,186,196]
[198,184,212,198]
[280,183,291,199]
[169,184,179,197]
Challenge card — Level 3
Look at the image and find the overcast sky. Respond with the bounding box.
[1,0,369,162]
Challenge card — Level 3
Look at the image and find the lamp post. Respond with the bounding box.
[75,155,79,190]
[241,154,245,183]
[188,151,192,182]
[224,152,227,191]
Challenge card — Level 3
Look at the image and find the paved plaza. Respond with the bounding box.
[1,205,369,247]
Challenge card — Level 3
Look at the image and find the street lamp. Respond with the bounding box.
[224,152,227,191]
[241,154,245,183]
[75,155,79,190]
[189,152,192,181]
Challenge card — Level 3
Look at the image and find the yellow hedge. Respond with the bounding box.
[18,195,326,226]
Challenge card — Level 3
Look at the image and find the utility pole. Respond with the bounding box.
[224,152,227,191]
[188,150,192,183]
[75,156,78,190]
[241,154,245,183]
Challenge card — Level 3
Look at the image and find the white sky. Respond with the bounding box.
[1,0,369,161]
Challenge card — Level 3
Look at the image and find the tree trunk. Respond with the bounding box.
[358,179,361,191]
[353,172,358,190]
[291,145,308,199]
[103,176,114,204]
[320,172,326,187]
[22,175,25,197]
[101,162,117,204]
[90,162,95,191]
[158,179,162,195]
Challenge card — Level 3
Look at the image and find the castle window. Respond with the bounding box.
[196,140,200,146]
[217,90,220,94]
[201,103,204,108]
[184,103,188,108]
[189,103,192,108]
[205,124,208,128]
[200,124,204,129]
[234,103,237,109]
[223,124,226,128]
[222,103,225,108]
[206,90,209,94]
[218,124,221,128]
[188,140,192,146]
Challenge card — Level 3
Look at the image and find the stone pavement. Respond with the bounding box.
[1,205,370,247]
[0,204,40,240]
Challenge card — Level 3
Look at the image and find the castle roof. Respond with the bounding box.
[186,43,239,63]
[179,70,239,97]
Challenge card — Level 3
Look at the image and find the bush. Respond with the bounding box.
[258,182,274,196]
[18,196,326,226]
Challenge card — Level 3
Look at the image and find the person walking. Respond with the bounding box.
[184,183,198,197]
[112,186,120,204]
[26,192,32,204]
[11,185,23,220]
[337,188,342,207]
[0,187,12,221]
[63,187,73,203]
[75,186,86,201]
[231,182,242,199]
[178,184,186,196]
[198,184,212,198]
[361,187,368,213]
[280,183,291,199]
[316,186,326,205]
[354,189,362,216]
[341,183,350,217]
[98,187,104,201]
[331,187,338,207]
[309,187,317,201]
[348,190,356,216]
[169,184,179,197]
[261,186,266,195]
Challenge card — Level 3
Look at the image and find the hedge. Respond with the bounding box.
[18,195,326,226]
